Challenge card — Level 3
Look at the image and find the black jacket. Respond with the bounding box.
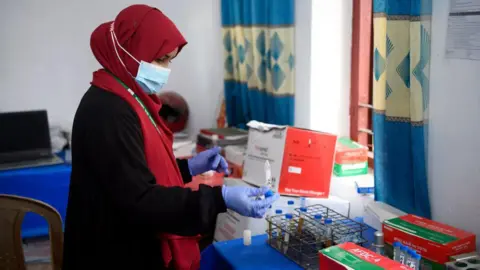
[62,86,226,270]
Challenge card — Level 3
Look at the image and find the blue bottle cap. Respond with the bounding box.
[393,242,401,248]
[407,250,415,256]
[324,218,333,224]
[414,253,422,260]
[314,214,322,220]
[275,209,283,214]
[285,213,293,219]
[400,245,408,251]
[299,207,307,212]
[287,200,294,205]
[265,190,274,197]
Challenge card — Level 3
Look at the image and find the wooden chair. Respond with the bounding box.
[0,195,63,270]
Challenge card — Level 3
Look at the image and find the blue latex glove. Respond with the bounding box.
[222,186,280,218]
[188,146,229,176]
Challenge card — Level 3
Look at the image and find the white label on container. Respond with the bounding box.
[288,166,302,174]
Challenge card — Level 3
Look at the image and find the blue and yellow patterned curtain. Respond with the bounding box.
[373,0,432,218]
[221,0,295,128]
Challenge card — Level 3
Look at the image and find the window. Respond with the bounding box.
[349,0,374,167]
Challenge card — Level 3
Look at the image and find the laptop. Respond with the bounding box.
[0,110,63,171]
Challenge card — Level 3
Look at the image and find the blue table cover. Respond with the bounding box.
[0,163,71,238]
[201,234,303,270]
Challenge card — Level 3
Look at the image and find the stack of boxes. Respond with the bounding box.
[383,214,477,269]
[214,121,345,242]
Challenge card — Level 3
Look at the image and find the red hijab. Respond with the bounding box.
[90,5,200,270]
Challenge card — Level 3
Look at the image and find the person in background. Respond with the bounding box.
[62,4,278,270]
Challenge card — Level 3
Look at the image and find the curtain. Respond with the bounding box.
[372,0,432,218]
[221,0,295,128]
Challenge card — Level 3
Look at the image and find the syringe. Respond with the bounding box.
[256,160,274,200]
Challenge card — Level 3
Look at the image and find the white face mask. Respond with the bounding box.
[110,23,171,95]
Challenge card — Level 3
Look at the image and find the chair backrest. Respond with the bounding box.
[0,194,63,270]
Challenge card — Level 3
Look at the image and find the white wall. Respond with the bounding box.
[429,1,480,248]
[307,0,353,136]
[294,0,312,129]
[0,0,223,136]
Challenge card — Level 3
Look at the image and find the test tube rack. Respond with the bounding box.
[265,204,369,270]
[446,255,480,270]
[297,204,369,246]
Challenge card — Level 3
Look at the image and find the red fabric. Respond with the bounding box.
[90,5,199,270]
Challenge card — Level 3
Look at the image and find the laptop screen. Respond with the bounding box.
[0,110,52,158]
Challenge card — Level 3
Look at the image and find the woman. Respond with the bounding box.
[63,5,278,270]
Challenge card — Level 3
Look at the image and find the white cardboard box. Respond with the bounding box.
[214,178,350,242]
[329,173,375,219]
[242,121,337,198]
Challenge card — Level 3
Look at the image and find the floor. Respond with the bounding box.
[23,238,52,270]
[21,234,214,270]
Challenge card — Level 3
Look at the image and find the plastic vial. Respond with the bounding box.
[283,214,293,253]
[287,200,295,214]
[266,206,273,242]
[275,209,283,248]
[314,214,324,249]
[371,231,385,255]
[399,245,408,265]
[300,197,307,208]
[405,249,415,267]
[324,218,333,247]
[393,242,402,262]
[297,207,307,233]
[411,253,421,269]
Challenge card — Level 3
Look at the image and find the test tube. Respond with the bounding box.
[399,245,408,265]
[275,209,283,248]
[300,197,307,208]
[287,200,295,214]
[393,242,402,262]
[297,207,307,233]
[283,214,293,253]
[405,249,415,267]
[313,214,324,250]
[266,205,273,242]
[324,218,333,247]
[411,253,421,269]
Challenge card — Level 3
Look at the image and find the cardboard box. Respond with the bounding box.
[214,178,350,242]
[320,242,409,270]
[383,214,477,269]
[330,174,375,219]
[334,137,368,177]
[224,145,246,179]
[242,121,337,198]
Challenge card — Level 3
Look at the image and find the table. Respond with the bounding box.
[0,163,71,238]
[200,234,303,270]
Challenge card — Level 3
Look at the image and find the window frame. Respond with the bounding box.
[349,0,374,168]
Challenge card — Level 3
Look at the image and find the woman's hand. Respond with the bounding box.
[221,186,279,218]
[187,146,229,176]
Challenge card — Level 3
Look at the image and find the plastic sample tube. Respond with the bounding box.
[324,218,333,247]
[283,214,293,253]
[393,242,402,262]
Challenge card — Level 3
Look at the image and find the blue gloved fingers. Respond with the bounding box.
[252,206,268,218]
[250,193,279,218]
[252,192,280,209]
[211,154,222,170]
[217,157,229,175]
[205,146,222,158]
[245,186,270,197]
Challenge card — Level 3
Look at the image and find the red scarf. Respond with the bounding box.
[90,5,200,269]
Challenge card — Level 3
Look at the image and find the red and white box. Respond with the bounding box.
[242,121,337,198]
